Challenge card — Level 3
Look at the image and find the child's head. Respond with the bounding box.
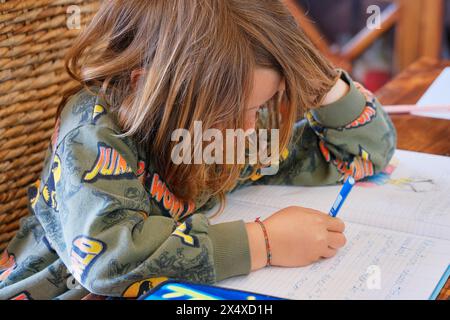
[64,0,338,202]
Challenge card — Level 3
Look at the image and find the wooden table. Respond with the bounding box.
[377,57,450,156]
[376,57,450,300]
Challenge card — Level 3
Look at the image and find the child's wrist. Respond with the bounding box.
[320,78,350,106]
[245,222,268,271]
[254,217,272,266]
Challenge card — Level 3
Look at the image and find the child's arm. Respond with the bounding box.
[251,70,397,185]
[43,124,250,298]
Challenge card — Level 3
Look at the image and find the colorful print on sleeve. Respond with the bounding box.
[70,236,106,284]
[0,250,16,282]
[42,154,62,211]
[251,69,396,186]
[82,143,138,182]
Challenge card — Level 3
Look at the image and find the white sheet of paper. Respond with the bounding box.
[413,67,450,120]
[208,150,450,299]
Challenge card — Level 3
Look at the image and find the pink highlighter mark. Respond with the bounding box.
[356,158,398,188]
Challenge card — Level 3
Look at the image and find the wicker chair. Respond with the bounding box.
[0,0,100,251]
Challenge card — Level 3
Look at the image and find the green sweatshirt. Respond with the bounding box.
[0,70,396,300]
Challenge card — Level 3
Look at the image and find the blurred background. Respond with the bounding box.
[290,0,450,91]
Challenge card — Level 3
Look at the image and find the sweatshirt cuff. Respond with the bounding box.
[209,220,251,282]
[310,70,366,128]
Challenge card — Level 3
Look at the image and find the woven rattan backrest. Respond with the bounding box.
[0,0,99,251]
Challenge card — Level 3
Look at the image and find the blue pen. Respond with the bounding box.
[329,176,355,217]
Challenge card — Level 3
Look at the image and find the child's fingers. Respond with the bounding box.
[326,217,345,233]
[321,247,337,258]
[327,232,347,249]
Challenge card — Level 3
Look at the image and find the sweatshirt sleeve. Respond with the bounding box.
[39,123,250,298]
[250,70,397,186]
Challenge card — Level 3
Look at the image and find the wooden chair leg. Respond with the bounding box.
[395,0,444,72]
[419,0,445,59]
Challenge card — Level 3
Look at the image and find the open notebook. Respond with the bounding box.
[208,150,450,300]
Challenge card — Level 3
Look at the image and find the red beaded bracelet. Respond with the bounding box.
[255,217,272,266]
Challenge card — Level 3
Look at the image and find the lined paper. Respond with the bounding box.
[218,150,450,240]
[209,150,450,299]
[218,222,450,299]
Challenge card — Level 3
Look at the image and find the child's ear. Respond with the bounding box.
[130,69,146,89]
[278,77,286,93]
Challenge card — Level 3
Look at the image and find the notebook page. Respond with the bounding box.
[222,150,450,240]
[413,67,450,120]
[209,201,450,300]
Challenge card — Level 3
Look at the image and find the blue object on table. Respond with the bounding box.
[138,280,285,300]
[329,176,355,217]
[429,264,450,300]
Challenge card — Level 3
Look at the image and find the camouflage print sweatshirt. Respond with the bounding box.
[0,70,396,300]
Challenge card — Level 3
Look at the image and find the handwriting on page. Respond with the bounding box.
[218,223,450,300]
[210,150,450,299]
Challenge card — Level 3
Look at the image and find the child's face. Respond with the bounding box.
[244,67,285,131]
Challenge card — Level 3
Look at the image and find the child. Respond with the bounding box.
[0,0,396,300]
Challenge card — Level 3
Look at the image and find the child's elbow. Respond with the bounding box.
[373,116,397,173]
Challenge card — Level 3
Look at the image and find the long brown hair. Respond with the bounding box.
[60,0,338,205]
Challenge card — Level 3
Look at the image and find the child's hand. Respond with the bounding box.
[246,206,346,271]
